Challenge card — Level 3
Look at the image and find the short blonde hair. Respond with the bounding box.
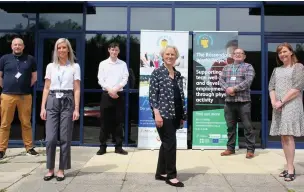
[160,45,180,59]
[52,38,76,65]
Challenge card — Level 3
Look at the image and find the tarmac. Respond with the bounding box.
[0,147,303,192]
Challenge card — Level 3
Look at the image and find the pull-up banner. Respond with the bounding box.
[138,30,189,149]
[192,31,239,149]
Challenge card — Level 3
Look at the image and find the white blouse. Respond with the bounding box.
[45,63,81,90]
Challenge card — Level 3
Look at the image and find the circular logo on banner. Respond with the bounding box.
[157,35,173,49]
[196,34,213,48]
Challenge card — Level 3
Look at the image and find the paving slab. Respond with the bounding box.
[276,174,304,187]
[124,173,165,186]
[9,155,46,163]
[178,173,231,187]
[0,172,29,183]
[63,184,122,192]
[232,186,288,192]
[70,172,126,185]
[0,162,40,173]
[31,162,84,177]
[0,183,12,190]
[7,179,67,192]
[81,154,130,173]
[121,184,178,192]
[177,185,233,192]
[223,173,280,187]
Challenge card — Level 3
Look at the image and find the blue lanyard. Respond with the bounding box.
[232,63,242,76]
[57,61,70,90]
[57,67,65,90]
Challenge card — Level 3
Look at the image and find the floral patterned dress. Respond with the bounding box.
[269,63,304,136]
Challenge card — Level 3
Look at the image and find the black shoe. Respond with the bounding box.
[155,175,167,181]
[115,148,128,155]
[56,175,65,181]
[96,148,106,155]
[0,151,5,159]
[284,169,296,182]
[166,179,184,187]
[27,148,39,156]
[43,174,54,181]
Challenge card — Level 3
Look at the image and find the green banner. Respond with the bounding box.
[192,31,238,149]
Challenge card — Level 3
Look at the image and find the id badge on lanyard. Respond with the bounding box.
[15,59,22,80]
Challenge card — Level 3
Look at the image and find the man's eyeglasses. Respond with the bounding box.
[233,52,245,55]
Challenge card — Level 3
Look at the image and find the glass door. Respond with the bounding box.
[35,33,82,144]
[265,38,304,149]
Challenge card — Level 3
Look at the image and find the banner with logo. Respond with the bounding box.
[192,31,239,149]
[138,30,189,149]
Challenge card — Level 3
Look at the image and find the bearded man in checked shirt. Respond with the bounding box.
[219,48,256,159]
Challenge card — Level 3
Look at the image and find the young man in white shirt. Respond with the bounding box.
[97,43,129,155]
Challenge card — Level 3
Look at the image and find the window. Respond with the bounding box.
[130,8,172,31]
[83,92,127,144]
[85,34,127,89]
[128,93,139,144]
[86,7,127,31]
[175,8,216,31]
[0,10,35,30]
[130,34,140,89]
[239,35,261,90]
[220,8,261,32]
[83,92,102,144]
[265,16,304,32]
[39,14,83,30]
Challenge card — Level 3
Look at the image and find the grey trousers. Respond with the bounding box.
[45,91,74,170]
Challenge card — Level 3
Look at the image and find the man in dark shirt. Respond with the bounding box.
[0,38,38,159]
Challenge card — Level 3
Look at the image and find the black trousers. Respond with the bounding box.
[156,118,180,179]
[224,102,255,152]
[99,92,124,149]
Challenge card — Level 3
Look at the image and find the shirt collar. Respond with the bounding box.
[107,57,119,64]
[160,65,181,78]
[232,61,244,66]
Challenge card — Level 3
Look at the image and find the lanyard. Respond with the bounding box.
[57,66,65,91]
[57,61,70,90]
[232,63,242,76]
[15,57,21,72]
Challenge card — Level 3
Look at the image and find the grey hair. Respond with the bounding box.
[159,45,180,59]
[12,38,24,45]
[52,38,76,65]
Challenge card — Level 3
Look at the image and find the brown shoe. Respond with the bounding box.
[220,150,235,156]
[246,152,254,159]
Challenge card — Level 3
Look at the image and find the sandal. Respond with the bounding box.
[284,169,296,182]
[279,170,288,177]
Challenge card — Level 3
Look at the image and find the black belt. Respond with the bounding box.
[50,90,73,94]
[102,91,123,95]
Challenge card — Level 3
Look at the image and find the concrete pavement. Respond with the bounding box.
[0,147,302,192]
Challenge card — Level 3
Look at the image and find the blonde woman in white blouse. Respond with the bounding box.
[40,38,81,182]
